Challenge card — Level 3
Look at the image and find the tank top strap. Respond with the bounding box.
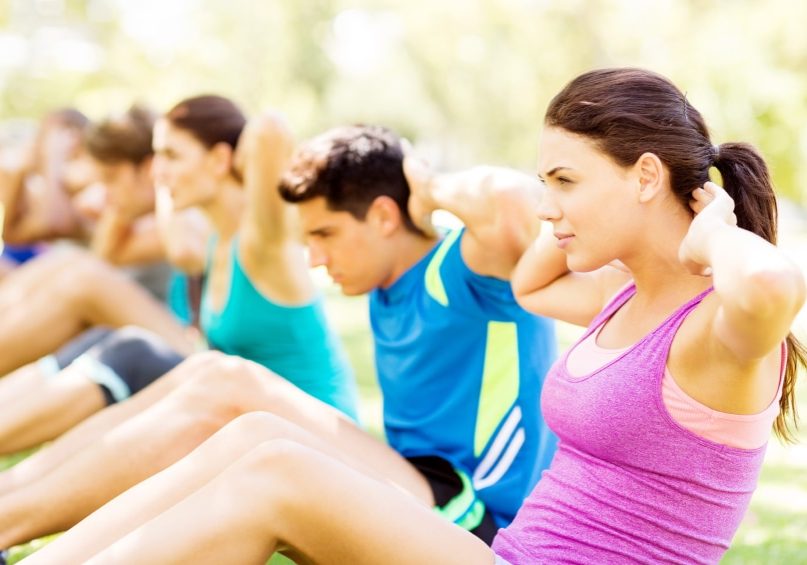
[586,281,637,334]
[648,286,714,343]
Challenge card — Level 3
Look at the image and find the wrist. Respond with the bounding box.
[698,220,735,265]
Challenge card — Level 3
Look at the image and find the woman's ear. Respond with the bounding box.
[635,152,665,203]
[208,142,234,178]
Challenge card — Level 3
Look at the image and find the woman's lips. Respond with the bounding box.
[554,233,574,249]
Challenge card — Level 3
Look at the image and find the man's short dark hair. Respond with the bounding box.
[279,125,421,233]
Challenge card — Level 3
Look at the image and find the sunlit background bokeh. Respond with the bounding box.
[1,0,807,198]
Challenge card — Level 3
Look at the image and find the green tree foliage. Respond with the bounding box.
[1,0,805,201]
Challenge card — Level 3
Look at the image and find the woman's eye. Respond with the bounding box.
[557,177,571,185]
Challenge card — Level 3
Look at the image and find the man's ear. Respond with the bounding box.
[136,155,153,181]
[634,152,665,203]
[366,195,403,236]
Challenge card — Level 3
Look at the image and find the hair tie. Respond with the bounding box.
[711,144,721,164]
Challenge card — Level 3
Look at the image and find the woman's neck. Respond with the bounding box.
[622,210,711,308]
[202,177,243,240]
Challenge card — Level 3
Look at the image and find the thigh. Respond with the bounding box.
[173,358,435,504]
[0,246,76,296]
[84,441,495,565]
[270,445,496,565]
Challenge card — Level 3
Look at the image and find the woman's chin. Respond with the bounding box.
[567,258,606,274]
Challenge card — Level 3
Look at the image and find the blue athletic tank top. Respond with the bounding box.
[370,229,558,526]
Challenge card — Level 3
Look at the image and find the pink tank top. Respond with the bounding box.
[566,322,783,449]
[492,283,780,564]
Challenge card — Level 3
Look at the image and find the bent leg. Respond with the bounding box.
[0,363,54,407]
[0,247,76,307]
[0,328,114,453]
[0,256,14,280]
[80,441,494,565]
[0,350,205,496]
[0,249,192,375]
[0,364,106,455]
[0,355,429,548]
[24,412,407,563]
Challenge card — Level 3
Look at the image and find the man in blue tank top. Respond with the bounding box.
[279,125,558,537]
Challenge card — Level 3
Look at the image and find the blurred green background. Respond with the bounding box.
[1,0,807,203]
[1,0,806,563]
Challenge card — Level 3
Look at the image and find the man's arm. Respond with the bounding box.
[404,159,542,280]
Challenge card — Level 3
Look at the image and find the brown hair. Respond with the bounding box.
[164,95,246,151]
[278,125,423,234]
[85,105,155,165]
[546,67,805,441]
[47,107,89,131]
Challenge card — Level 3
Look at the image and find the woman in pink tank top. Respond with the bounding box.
[19,69,805,565]
[494,68,806,564]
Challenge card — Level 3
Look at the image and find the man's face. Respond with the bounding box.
[297,197,393,296]
[92,158,151,213]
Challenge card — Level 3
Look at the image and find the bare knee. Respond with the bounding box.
[202,439,320,536]
[236,439,321,505]
[158,350,227,389]
[170,356,274,428]
[218,412,303,446]
[179,354,293,416]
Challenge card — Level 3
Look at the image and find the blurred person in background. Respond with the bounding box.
[0,106,202,376]
[0,108,89,277]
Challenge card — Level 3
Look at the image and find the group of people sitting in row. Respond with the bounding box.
[0,67,804,564]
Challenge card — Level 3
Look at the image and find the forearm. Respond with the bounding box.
[511,225,570,300]
[0,167,26,239]
[242,114,295,246]
[0,168,25,216]
[91,211,132,262]
[417,165,543,277]
[155,198,207,275]
[703,224,805,319]
[430,166,540,240]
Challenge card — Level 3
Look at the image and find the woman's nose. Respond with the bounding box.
[536,190,561,222]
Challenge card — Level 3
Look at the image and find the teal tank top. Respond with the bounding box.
[166,270,193,326]
[200,239,359,420]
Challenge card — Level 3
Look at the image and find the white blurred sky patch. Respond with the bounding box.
[111,0,199,64]
[326,9,403,76]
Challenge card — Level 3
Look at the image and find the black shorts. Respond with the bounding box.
[52,326,114,369]
[407,455,499,545]
[49,326,185,405]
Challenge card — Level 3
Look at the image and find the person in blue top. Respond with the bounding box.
[0,100,358,550]
[284,126,557,532]
[19,125,558,564]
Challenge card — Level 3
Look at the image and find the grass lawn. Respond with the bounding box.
[3,239,807,563]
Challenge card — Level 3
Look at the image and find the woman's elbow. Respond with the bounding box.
[740,261,806,320]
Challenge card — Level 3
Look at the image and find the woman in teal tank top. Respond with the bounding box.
[152,96,358,419]
[199,235,357,417]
